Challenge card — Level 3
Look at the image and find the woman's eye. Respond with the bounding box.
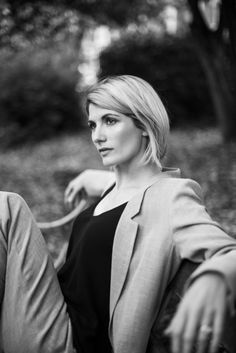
[106,117,117,125]
[88,121,96,130]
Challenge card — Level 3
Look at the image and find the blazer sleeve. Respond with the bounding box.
[170,178,236,313]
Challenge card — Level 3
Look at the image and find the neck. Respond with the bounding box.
[113,162,162,190]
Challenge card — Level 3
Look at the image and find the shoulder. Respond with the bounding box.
[147,177,203,201]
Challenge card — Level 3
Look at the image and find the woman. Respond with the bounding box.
[62,75,236,353]
[0,75,235,353]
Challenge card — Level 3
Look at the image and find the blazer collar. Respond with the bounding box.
[108,167,180,335]
[103,167,181,205]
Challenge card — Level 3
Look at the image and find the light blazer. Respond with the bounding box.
[107,168,236,353]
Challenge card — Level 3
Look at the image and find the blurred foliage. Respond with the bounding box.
[0,44,85,147]
[0,1,92,147]
[4,0,187,27]
[99,33,214,127]
[2,0,236,140]
[0,1,90,51]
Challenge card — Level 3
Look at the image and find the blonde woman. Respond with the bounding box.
[62,75,236,353]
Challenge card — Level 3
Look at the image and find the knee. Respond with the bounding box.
[0,192,34,236]
[0,191,30,215]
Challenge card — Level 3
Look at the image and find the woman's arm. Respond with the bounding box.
[64,169,115,209]
[166,178,236,353]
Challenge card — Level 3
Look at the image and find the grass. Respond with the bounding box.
[0,127,235,264]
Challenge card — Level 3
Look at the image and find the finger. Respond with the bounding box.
[65,188,88,210]
[209,304,226,353]
[194,307,214,353]
[64,184,74,200]
[166,307,188,353]
[65,187,78,204]
[169,324,184,353]
[64,198,73,211]
[182,308,202,353]
[64,193,77,210]
[64,192,73,206]
[197,323,212,353]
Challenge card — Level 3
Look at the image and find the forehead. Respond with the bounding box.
[88,104,119,120]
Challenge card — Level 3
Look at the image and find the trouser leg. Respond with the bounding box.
[0,192,75,353]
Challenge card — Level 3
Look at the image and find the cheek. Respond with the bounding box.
[120,130,142,153]
[111,122,143,153]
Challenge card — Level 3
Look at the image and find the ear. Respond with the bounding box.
[142,131,148,137]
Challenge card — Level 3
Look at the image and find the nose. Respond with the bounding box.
[92,124,106,145]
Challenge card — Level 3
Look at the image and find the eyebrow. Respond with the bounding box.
[88,113,120,123]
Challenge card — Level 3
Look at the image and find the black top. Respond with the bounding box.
[58,193,127,353]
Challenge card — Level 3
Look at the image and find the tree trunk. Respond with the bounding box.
[194,39,236,142]
[187,0,236,142]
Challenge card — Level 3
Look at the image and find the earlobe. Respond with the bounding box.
[142,131,148,137]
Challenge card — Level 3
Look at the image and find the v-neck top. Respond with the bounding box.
[58,192,127,353]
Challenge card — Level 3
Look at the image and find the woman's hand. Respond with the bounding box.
[165,273,228,353]
[64,169,115,210]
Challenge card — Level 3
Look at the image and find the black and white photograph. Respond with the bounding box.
[0,1,235,352]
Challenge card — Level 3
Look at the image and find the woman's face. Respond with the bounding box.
[88,104,147,168]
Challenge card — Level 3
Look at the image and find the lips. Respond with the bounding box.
[98,148,113,153]
[98,148,113,156]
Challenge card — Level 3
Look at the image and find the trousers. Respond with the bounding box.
[0,192,75,353]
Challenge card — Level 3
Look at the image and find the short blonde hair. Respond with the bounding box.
[86,75,169,167]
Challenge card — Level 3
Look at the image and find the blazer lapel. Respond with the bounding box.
[109,190,144,332]
[108,168,181,336]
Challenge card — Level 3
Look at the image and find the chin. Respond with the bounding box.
[101,157,117,168]
[102,161,115,167]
